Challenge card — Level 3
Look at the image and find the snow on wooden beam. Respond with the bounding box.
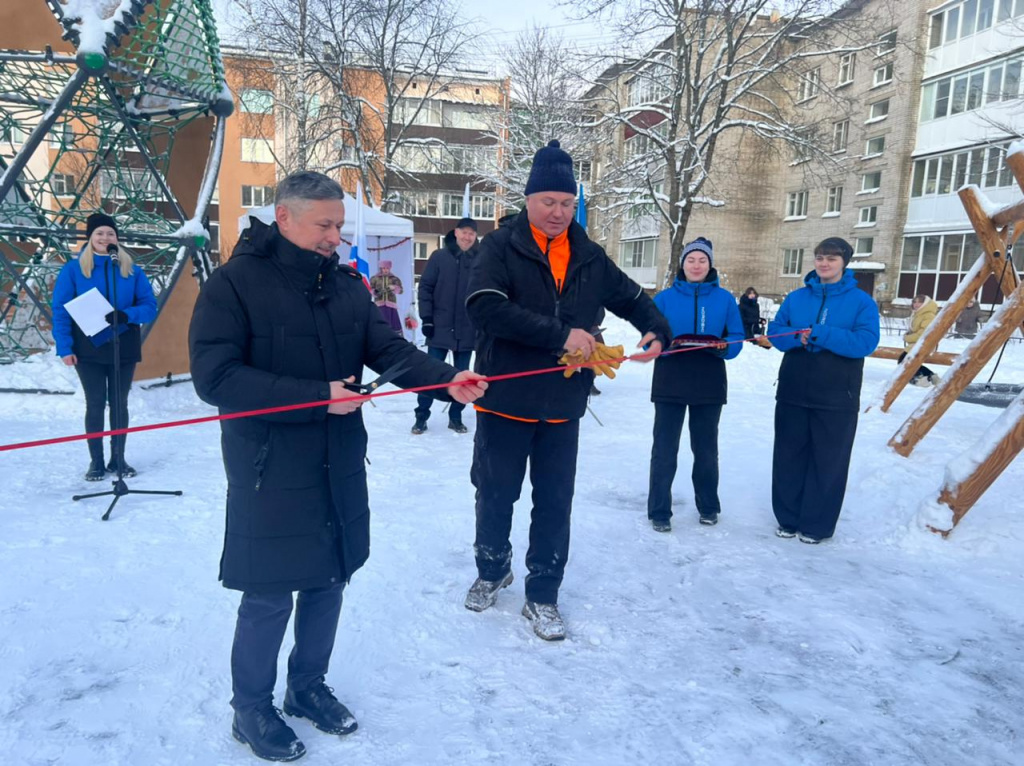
[889,284,1024,457]
[870,346,958,366]
[922,388,1024,537]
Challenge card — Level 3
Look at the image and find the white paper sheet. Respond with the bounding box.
[63,287,114,337]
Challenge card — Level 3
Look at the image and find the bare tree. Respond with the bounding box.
[231,0,478,207]
[571,0,895,281]
[479,26,596,210]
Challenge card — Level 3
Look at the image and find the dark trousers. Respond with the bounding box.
[415,347,471,421]
[230,584,344,712]
[471,412,579,605]
[74,360,136,462]
[771,402,858,539]
[647,402,723,521]
[896,351,935,381]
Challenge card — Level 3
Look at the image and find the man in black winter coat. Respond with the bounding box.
[189,172,487,763]
[412,216,479,435]
[462,140,671,641]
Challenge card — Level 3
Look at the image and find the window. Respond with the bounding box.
[782,248,804,276]
[838,53,856,85]
[832,119,849,152]
[865,135,886,156]
[978,0,995,30]
[797,68,821,102]
[857,206,878,226]
[241,138,273,163]
[785,191,808,219]
[442,192,463,218]
[627,65,671,106]
[98,168,160,200]
[239,89,273,114]
[899,232,984,301]
[855,237,874,257]
[861,171,882,192]
[52,173,75,196]
[444,105,489,130]
[877,30,897,55]
[49,122,72,148]
[618,238,657,269]
[825,186,843,215]
[962,0,979,36]
[394,98,442,126]
[241,185,274,208]
[929,13,944,48]
[395,190,439,217]
[471,194,495,219]
[945,7,962,43]
[867,99,890,122]
[873,63,894,87]
[414,242,429,260]
[1,119,25,144]
[911,142,1016,197]
[575,160,593,183]
[921,55,1024,122]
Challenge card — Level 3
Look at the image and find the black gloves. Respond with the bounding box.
[105,310,130,326]
[422,318,435,338]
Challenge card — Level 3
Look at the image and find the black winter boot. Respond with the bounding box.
[232,702,306,762]
[106,456,137,478]
[85,458,106,481]
[283,682,358,736]
[411,418,428,435]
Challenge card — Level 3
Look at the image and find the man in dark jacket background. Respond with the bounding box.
[462,140,671,641]
[189,172,486,762]
[412,216,479,435]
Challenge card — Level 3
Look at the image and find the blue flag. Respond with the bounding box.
[575,182,587,229]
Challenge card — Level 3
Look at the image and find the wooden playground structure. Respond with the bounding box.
[871,143,1024,537]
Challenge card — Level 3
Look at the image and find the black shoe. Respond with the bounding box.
[411,419,427,435]
[699,514,719,526]
[590,384,601,396]
[232,703,306,762]
[283,683,358,736]
[106,458,137,478]
[448,420,468,434]
[776,526,797,538]
[85,458,106,481]
[650,518,671,533]
[798,532,824,545]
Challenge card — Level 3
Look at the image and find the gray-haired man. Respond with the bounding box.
[189,171,487,762]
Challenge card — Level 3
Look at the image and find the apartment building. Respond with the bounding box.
[901,0,1024,306]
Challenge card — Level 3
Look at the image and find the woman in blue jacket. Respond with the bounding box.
[767,237,880,544]
[51,213,157,480]
[647,237,744,532]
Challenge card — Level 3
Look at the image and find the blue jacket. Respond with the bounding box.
[650,270,744,405]
[51,254,157,362]
[767,270,880,410]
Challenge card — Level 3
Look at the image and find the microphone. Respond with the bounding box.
[107,242,119,262]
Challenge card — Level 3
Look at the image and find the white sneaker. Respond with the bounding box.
[522,600,566,641]
[928,373,941,386]
[464,571,513,612]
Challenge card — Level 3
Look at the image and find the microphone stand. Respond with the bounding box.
[73,243,182,520]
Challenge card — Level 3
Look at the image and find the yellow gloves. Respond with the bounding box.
[559,343,625,379]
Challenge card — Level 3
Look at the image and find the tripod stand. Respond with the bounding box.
[72,244,182,520]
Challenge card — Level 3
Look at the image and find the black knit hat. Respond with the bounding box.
[815,236,853,266]
[525,140,577,196]
[455,217,477,231]
[85,212,118,239]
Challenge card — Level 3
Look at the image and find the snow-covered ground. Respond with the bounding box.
[1,320,1022,765]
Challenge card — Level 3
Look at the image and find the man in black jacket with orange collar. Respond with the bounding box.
[189,172,486,762]
[463,141,670,641]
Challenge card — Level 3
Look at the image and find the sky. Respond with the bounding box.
[211,0,621,76]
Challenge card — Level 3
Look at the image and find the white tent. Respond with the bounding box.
[238,198,417,340]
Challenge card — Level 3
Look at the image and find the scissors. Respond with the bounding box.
[340,361,412,395]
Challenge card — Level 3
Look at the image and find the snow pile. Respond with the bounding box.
[62,0,136,54]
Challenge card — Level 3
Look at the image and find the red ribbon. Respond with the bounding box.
[0,331,804,453]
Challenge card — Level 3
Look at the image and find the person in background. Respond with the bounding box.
[954,296,981,339]
[900,293,940,387]
[738,287,761,341]
[463,140,670,641]
[647,237,744,532]
[51,213,157,481]
[370,260,403,333]
[413,216,479,435]
[767,237,879,545]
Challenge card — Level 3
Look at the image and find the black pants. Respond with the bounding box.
[471,412,579,605]
[896,351,934,381]
[230,584,344,712]
[75,360,136,462]
[771,402,858,539]
[414,347,471,421]
[647,402,723,521]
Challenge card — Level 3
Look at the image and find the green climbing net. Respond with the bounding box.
[0,0,230,363]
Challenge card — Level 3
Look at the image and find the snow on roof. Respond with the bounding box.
[62,0,135,55]
[847,261,885,270]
